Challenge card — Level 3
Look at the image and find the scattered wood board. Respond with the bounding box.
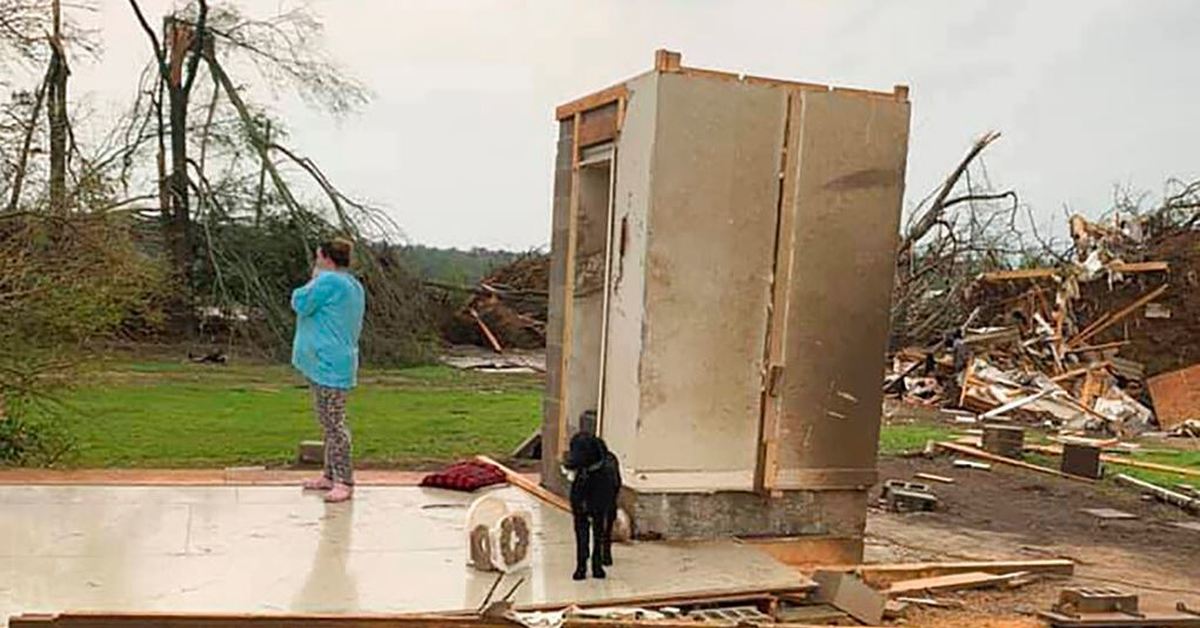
[886,571,1018,595]
[1147,363,1200,431]
[936,442,1095,483]
[1067,284,1169,347]
[474,455,570,513]
[1170,521,1200,532]
[1080,508,1138,520]
[1026,444,1200,479]
[851,559,1074,588]
[914,472,955,484]
[953,459,992,470]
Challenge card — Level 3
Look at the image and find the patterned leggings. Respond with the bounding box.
[311,384,353,486]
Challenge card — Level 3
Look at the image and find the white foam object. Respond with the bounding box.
[465,494,533,573]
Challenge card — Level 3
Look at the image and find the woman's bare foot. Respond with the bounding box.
[302,477,334,491]
[324,483,353,503]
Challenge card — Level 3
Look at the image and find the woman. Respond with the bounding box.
[292,238,366,503]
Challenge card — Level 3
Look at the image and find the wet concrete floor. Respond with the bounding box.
[0,485,801,623]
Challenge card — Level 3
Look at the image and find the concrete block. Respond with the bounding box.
[1061,443,1102,479]
[630,489,867,542]
[297,440,324,465]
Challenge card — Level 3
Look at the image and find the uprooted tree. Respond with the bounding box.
[119,0,436,363]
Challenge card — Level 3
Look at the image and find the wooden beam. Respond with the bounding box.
[1064,341,1129,354]
[475,455,571,513]
[1109,261,1169,273]
[886,571,1020,595]
[468,308,503,354]
[555,112,583,456]
[1049,362,1110,383]
[1068,284,1169,347]
[934,442,1095,483]
[848,559,1073,588]
[981,268,1058,282]
[1025,444,1200,479]
[555,84,629,121]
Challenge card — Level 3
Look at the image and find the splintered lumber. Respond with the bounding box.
[851,559,1074,588]
[1068,284,1169,347]
[886,571,1019,595]
[1026,444,1200,479]
[913,472,955,484]
[1114,473,1200,514]
[474,455,570,513]
[935,442,1095,483]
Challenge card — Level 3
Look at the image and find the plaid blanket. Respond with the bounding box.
[420,460,507,492]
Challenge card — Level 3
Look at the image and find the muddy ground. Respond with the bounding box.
[865,455,1200,627]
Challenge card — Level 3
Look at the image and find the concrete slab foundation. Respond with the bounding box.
[0,485,806,625]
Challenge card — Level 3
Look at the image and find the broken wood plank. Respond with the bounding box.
[1109,260,1169,273]
[474,455,570,513]
[468,308,504,354]
[850,559,1074,588]
[953,459,991,470]
[1114,473,1200,514]
[936,442,1095,483]
[1065,341,1129,354]
[886,571,1019,595]
[981,268,1058,281]
[1050,363,1112,383]
[1026,444,1200,479]
[980,389,1053,420]
[913,472,955,484]
[1068,284,1169,347]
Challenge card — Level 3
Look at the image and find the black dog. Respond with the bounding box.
[563,430,622,580]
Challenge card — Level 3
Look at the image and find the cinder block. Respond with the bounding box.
[1061,443,1102,479]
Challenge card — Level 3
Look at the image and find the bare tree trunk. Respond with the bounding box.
[164,18,195,336]
[47,0,68,213]
[5,69,50,213]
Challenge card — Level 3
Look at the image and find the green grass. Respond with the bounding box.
[1104,448,1200,488]
[51,360,542,468]
[878,422,956,455]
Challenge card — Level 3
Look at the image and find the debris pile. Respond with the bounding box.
[442,253,550,351]
[887,210,1200,438]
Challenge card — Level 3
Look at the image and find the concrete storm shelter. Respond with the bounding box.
[541,50,911,560]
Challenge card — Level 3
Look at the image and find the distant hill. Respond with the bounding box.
[398,245,530,286]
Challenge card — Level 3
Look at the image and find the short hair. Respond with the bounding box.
[319,238,354,268]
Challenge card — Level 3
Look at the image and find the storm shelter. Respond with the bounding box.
[541,50,911,561]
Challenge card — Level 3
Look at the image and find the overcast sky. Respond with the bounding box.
[62,1,1200,249]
